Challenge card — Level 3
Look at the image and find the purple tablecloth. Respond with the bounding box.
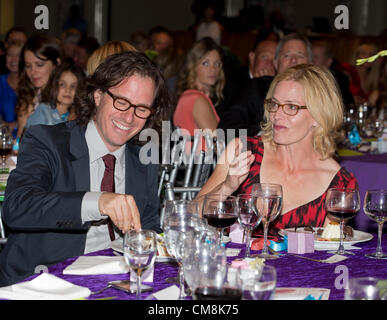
[340,153,387,233]
[23,234,387,300]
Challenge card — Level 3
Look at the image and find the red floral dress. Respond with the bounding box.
[236,136,358,233]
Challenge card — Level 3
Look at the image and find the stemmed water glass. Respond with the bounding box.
[202,194,238,246]
[251,183,283,259]
[236,194,262,259]
[163,200,201,296]
[0,127,13,173]
[363,190,387,259]
[325,188,360,255]
[123,229,157,300]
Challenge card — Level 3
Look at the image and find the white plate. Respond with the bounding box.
[278,227,373,247]
[109,238,175,263]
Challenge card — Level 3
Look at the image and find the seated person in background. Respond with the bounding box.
[154,45,184,103]
[196,64,357,232]
[15,34,63,141]
[173,37,225,145]
[195,3,223,46]
[59,28,82,61]
[311,39,354,108]
[0,40,24,135]
[219,32,311,137]
[0,26,28,75]
[129,31,149,52]
[353,42,380,102]
[73,36,100,74]
[25,61,86,127]
[217,38,277,136]
[0,51,170,286]
[148,26,173,54]
[86,40,137,75]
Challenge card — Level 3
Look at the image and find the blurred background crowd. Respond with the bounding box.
[0,0,386,145]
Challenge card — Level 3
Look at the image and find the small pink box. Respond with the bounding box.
[287,231,314,254]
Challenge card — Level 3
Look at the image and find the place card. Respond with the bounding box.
[321,254,348,264]
[225,248,241,256]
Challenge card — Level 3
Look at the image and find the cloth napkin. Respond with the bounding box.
[0,273,91,300]
[63,255,129,275]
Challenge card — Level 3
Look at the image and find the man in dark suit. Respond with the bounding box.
[218,33,313,137]
[0,51,170,286]
[217,39,277,136]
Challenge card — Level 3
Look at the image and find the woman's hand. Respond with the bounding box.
[223,138,255,193]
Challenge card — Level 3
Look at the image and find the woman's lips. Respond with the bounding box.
[274,124,287,130]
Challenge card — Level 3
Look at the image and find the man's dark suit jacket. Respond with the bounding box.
[0,121,161,286]
[218,74,273,137]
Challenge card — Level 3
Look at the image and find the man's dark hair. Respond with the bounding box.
[75,51,171,145]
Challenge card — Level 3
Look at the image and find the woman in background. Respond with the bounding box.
[173,37,225,147]
[15,34,63,139]
[25,61,85,128]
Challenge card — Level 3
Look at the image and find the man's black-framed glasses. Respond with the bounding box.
[105,89,154,119]
[264,99,308,116]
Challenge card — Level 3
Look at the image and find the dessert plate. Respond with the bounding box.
[278,227,373,249]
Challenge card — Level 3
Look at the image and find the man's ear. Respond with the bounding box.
[93,89,102,107]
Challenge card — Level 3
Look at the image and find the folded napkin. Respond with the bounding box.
[63,256,129,275]
[151,285,180,300]
[0,273,91,300]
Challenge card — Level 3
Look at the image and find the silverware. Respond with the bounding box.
[90,280,153,295]
[268,247,327,263]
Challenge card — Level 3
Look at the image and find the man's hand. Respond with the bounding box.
[98,193,141,233]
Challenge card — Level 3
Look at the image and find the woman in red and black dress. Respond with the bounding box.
[196,64,357,231]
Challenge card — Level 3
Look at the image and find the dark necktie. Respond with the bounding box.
[101,154,116,241]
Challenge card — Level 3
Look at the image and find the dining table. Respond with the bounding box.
[19,232,387,301]
[339,152,387,233]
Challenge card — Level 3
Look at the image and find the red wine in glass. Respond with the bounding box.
[0,147,12,157]
[193,286,242,300]
[203,214,238,229]
[328,208,358,221]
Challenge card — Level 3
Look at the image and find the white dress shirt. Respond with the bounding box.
[81,120,126,253]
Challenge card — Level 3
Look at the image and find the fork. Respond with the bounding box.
[90,284,113,295]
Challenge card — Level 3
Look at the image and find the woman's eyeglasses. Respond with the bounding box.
[264,99,308,116]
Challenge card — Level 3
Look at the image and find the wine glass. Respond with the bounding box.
[202,194,238,246]
[345,277,387,300]
[242,264,277,300]
[363,190,387,259]
[123,229,157,300]
[163,200,201,288]
[325,188,360,255]
[192,244,234,300]
[251,183,283,260]
[0,127,13,173]
[236,194,262,259]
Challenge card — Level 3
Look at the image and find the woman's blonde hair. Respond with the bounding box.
[176,37,225,106]
[86,40,137,75]
[261,64,344,160]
